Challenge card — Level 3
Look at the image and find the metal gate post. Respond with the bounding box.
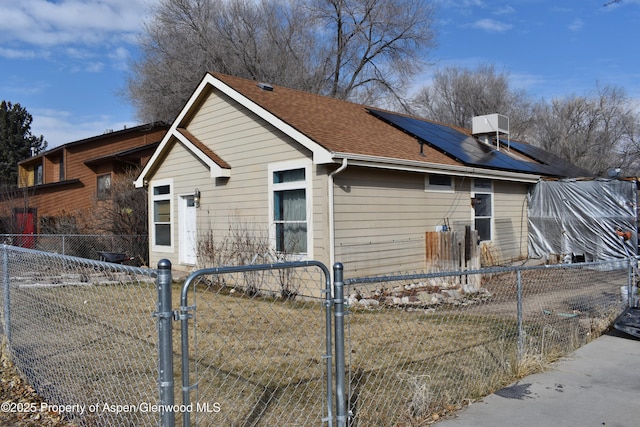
[156,259,175,427]
[333,263,347,427]
[516,270,524,361]
[3,245,10,342]
[627,256,636,307]
[324,266,334,427]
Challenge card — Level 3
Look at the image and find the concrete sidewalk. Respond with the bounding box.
[436,330,640,427]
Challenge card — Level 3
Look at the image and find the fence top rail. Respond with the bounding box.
[344,257,636,286]
[0,234,147,238]
[0,244,157,277]
[179,260,331,308]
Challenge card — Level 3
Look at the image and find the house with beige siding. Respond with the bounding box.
[135,73,587,276]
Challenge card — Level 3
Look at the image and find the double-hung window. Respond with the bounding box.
[270,161,311,255]
[472,178,493,241]
[152,180,172,249]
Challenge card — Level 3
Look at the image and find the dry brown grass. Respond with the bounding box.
[183,280,619,427]
[2,265,623,427]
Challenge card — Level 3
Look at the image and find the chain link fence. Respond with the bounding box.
[0,242,631,427]
[176,262,332,427]
[0,244,158,426]
[343,260,628,425]
[0,234,149,266]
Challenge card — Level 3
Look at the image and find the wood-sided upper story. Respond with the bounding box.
[12,123,168,232]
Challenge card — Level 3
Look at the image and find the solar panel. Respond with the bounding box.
[507,140,591,177]
[367,109,571,176]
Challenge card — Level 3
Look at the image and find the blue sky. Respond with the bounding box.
[1,0,639,148]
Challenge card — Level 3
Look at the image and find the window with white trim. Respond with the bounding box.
[152,181,172,248]
[425,173,454,192]
[269,162,311,255]
[472,178,493,241]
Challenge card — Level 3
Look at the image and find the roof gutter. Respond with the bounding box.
[328,158,348,275]
[330,152,542,183]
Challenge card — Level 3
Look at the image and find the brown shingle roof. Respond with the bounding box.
[176,128,231,169]
[212,73,462,168]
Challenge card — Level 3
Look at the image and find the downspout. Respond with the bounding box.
[329,158,348,272]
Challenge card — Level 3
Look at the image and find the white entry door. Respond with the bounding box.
[179,195,198,265]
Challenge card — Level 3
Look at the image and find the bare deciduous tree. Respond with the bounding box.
[127,0,437,123]
[410,64,536,140]
[531,85,640,176]
[88,166,148,236]
[309,0,436,105]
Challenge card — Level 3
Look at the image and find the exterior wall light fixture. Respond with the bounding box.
[194,188,201,208]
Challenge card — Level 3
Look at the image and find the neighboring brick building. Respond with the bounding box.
[1,122,168,241]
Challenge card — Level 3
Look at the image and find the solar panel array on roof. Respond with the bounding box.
[367,108,580,177]
[506,139,591,177]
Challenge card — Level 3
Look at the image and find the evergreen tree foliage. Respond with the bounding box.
[0,101,47,189]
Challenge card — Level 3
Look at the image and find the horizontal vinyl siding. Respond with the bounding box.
[492,181,530,262]
[313,166,329,266]
[149,88,325,271]
[334,168,475,276]
[332,169,531,275]
[434,177,473,231]
[148,141,211,269]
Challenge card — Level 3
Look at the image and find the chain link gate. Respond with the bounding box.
[157,260,339,427]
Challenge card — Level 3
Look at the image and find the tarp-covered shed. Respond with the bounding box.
[528,179,638,262]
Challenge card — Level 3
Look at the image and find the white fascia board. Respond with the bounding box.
[134,76,221,188]
[134,130,172,188]
[331,152,542,183]
[207,75,334,164]
[174,131,230,178]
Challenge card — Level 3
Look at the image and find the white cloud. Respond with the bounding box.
[494,5,516,15]
[471,19,513,32]
[110,47,130,62]
[0,0,155,47]
[84,62,106,73]
[109,47,133,71]
[30,108,138,148]
[509,72,547,92]
[0,48,38,60]
[438,0,485,8]
[0,1,156,148]
[569,18,584,32]
[64,47,94,60]
[0,78,50,97]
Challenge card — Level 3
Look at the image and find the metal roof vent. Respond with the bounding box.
[472,113,509,150]
[257,82,274,91]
